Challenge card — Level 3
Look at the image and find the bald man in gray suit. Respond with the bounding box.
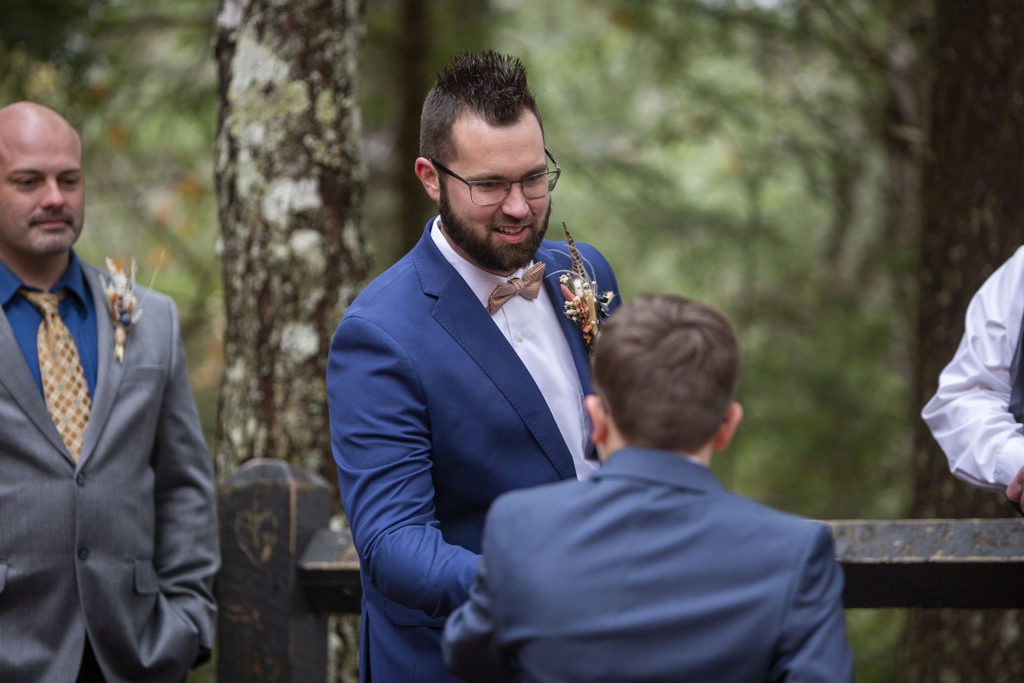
[0,102,219,681]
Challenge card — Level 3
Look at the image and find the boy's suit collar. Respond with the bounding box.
[593,447,725,494]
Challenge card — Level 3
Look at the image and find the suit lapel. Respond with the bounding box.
[535,243,594,396]
[414,228,577,480]
[0,307,68,455]
[78,263,126,466]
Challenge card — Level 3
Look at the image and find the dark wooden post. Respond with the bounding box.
[217,458,332,682]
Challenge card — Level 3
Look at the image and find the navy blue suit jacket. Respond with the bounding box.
[327,220,619,682]
[443,448,854,682]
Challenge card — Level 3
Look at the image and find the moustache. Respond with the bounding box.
[29,212,74,227]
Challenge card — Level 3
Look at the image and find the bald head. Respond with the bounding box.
[0,102,82,161]
[0,101,85,288]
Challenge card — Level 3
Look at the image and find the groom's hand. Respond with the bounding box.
[1005,465,1024,515]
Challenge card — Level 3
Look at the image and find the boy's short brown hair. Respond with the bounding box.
[591,294,739,453]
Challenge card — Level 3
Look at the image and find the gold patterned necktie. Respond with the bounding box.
[20,288,92,461]
[486,262,546,315]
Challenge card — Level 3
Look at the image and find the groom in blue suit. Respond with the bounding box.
[443,294,853,681]
[326,52,619,681]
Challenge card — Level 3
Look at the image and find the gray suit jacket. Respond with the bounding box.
[0,262,220,682]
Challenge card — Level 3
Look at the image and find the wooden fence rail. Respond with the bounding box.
[216,459,1024,681]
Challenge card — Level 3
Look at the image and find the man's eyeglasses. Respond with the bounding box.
[430,148,561,207]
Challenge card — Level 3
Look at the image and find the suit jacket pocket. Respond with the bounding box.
[383,596,446,628]
[134,558,159,594]
[123,365,164,383]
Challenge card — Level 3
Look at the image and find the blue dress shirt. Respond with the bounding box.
[0,251,99,397]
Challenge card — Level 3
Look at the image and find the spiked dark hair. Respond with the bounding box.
[419,51,544,164]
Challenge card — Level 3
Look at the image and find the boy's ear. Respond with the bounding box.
[711,402,743,452]
[414,157,441,203]
[585,394,608,445]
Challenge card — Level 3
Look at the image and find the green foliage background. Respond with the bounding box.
[1,0,922,679]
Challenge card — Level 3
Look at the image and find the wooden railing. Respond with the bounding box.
[216,459,1024,681]
[826,518,1024,608]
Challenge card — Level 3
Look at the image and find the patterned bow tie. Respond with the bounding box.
[486,262,546,315]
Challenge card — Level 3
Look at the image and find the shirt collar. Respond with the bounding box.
[429,216,535,310]
[0,251,89,308]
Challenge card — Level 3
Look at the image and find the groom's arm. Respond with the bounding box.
[443,507,516,683]
[327,314,478,617]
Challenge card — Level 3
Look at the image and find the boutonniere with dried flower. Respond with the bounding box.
[557,222,615,353]
[101,257,143,363]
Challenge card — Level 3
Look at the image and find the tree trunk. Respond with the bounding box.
[395,0,434,255]
[875,1,931,317]
[214,2,368,680]
[213,0,368,484]
[903,1,1024,678]
[388,0,494,261]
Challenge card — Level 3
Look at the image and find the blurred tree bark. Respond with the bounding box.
[0,0,103,64]
[213,0,367,481]
[875,1,931,314]
[395,0,433,253]
[376,0,495,261]
[904,0,1024,678]
[213,1,368,680]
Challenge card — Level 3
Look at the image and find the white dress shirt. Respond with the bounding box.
[431,220,597,479]
[922,245,1024,490]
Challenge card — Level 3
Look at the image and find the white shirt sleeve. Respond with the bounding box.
[922,246,1024,490]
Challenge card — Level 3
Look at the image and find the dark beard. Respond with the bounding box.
[438,184,549,273]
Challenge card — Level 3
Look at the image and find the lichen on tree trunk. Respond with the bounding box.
[213,0,368,488]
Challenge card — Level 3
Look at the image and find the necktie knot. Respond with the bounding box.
[487,262,545,315]
[21,288,64,319]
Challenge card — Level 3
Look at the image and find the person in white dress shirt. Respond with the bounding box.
[923,245,1024,509]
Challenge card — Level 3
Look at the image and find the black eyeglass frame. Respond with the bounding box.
[429,148,562,206]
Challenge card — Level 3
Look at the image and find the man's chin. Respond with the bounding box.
[490,241,540,272]
[31,232,79,256]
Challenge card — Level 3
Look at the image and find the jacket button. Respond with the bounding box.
[77,547,89,560]
[75,473,86,486]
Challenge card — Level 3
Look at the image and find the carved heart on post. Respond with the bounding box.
[234,503,279,566]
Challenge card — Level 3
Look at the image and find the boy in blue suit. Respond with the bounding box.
[443,294,853,682]
[326,52,619,681]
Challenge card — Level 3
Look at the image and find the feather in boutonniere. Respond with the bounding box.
[101,257,143,363]
[556,222,614,353]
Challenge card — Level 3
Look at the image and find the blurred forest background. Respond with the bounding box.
[4,0,1024,681]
